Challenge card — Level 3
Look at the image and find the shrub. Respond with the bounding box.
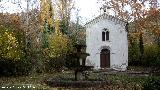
[128,38,141,66]
[129,41,160,67]
[44,34,73,72]
[0,58,31,76]
[0,25,24,61]
[48,34,72,58]
[143,45,160,67]
[0,25,30,76]
[45,56,66,72]
[143,77,160,90]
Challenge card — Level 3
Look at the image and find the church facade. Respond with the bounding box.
[85,14,128,71]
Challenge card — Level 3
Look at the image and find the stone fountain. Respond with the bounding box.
[46,44,101,88]
[66,44,94,81]
[74,44,94,80]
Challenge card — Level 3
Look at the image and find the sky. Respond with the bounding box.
[72,0,101,24]
[0,0,101,24]
[0,0,40,13]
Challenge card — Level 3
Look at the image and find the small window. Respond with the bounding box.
[106,31,109,40]
[102,30,109,41]
[102,32,105,41]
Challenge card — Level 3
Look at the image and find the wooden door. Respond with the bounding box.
[100,49,110,68]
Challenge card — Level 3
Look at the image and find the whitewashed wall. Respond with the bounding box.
[86,17,128,71]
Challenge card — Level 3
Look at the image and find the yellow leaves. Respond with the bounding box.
[40,0,54,27]
[55,20,61,35]
[48,18,54,27]
[48,34,72,58]
[0,25,23,61]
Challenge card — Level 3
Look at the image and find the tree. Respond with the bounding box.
[48,34,72,58]
[47,31,73,71]
[0,0,78,73]
[40,0,54,29]
[139,32,144,60]
[0,13,26,60]
[145,9,160,45]
[0,25,23,60]
[55,0,74,35]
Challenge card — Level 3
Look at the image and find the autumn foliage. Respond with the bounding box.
[0,0,159,76]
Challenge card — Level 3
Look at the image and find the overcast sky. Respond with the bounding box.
[0,0,101,24]
[72,0,101,24]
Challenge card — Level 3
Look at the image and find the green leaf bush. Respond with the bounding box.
[143,77,160,90]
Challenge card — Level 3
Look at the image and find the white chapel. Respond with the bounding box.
[85,13,128,71]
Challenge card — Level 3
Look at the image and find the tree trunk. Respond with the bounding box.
[75,70,78,81]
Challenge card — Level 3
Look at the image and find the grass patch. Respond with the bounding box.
[0,73,57,90]
[0,71,160,90]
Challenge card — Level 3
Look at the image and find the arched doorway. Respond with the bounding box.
[100,49,110,68]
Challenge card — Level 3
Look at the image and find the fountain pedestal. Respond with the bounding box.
[66,44,93,80]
